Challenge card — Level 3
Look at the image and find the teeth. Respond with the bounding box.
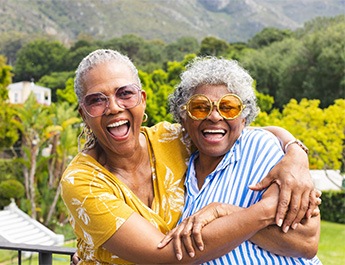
[107,120,128,128]
[203,129,225,134]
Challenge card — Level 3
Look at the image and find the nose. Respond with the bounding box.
[207,104,223,122]
[104,96,124,115]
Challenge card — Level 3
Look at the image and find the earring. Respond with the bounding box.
[142,113,148,123]
[78,125,97,152]
[181,127,185,132]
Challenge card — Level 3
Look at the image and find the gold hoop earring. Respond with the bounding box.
[78,125,97,152]
[142,113,148,123]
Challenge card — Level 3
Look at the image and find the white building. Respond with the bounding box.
[310,170,344,191]
[7,81,51,105]
[0,200,64,246]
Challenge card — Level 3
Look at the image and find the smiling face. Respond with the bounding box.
[183,84,245,163]
[79,60,146,157]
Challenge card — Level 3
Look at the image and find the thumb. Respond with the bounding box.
[249,174,274,191]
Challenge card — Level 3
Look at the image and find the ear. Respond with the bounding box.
[78,106,88,125]
[141,90,147,108]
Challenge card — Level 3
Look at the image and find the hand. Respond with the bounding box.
[157,202,238,260]
[249,149,315,233]
[71,251,80,265]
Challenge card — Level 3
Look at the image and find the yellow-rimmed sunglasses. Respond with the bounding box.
[182,94,246,120]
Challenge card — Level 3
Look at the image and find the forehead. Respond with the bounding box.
[194,84,229,99]
[83,61,135,94]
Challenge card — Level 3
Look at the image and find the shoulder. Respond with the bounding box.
[141,121,183,139]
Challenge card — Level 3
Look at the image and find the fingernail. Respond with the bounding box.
[199,246,204,251]
[292,223,298,230]
[189,252,195,258]
[157,242,162,248]
[283,226,290,233]
[277,219,283,227]
[177,254,182,261]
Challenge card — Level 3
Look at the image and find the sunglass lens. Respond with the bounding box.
[219,95,242,118]
[189,96,211,119]
[115,85,140,109]
[84,93,107,117]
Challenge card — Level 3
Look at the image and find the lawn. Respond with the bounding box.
[318,220,345,265]
[0,221,344,264]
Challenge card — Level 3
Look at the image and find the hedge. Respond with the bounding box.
[319,190,345,223]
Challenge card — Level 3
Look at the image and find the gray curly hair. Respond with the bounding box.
[168,56,259,126]
[74,49,141,102]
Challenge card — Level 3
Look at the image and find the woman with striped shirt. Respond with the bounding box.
[164,56,322,264]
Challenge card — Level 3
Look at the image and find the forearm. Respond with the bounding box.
[260,125,294,147]
[250,215,320,259]
[192,201,276,263]
[103,203,274,264]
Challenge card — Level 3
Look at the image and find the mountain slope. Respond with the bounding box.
[0,0,343,44]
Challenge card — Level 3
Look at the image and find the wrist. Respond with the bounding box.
[284,139,309,155]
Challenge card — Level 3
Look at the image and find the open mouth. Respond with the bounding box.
[202,129,226,139]
[107,120,130,138]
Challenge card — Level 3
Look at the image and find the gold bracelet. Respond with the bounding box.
[284,139,309,154]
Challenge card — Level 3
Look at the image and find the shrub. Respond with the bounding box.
[320,190,345,224]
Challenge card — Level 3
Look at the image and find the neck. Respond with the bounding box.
[194,154,223,189]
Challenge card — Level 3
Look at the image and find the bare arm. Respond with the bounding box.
[251,126,317,232]
[250,213,320,259]
[249,183,321,259]
[159,184,320,260]
[102,188,278,264]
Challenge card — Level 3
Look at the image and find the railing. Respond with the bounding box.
[0,242,76,265]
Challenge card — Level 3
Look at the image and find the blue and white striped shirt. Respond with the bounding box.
[180,128,322,265]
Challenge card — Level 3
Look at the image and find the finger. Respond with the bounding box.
[249,175,275,191]
[72,253,80,265]
[275,185,292,227]
[181,221,195,258]
[173,233,183,261]
[281,190,300,233]
[291,190,310,229]
[191,220,205,251]
[157,234,173,248]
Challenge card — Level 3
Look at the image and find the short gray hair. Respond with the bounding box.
[74,49,141,102]
[168,56,259,126]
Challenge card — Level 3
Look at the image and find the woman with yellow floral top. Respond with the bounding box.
[61,49,320,264]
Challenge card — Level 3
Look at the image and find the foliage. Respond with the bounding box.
[319,190,345,223]
[38,71,75,102]
[242,15,345,109]
[253,99,345,170]
[0,179,25,208]
[0,55,12,101]
[248,27,293,49]
[199,36,230,57]
[13,39,68,82]
[56,77,78,105]
[0,101,20,152]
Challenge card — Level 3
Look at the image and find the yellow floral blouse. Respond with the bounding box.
[60,122,190,264]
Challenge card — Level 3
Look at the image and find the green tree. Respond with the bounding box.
[43,101,80,225]
[0,55,12,101]
[56,77,78,105]
[12,93,54,219]
[248,27,293,49]
[253,98,345,170]
[164,37,200,62]
[199,36,230,57]
[242,16,345,109]
[14,39,68,82]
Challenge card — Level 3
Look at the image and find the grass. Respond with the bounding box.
[318,220,345,265]
[0,221,344,264]
[0,240,77,265]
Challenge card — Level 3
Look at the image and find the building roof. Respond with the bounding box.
[310,170,344,191]
[7,81,51,105]
[0,200,64,246]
